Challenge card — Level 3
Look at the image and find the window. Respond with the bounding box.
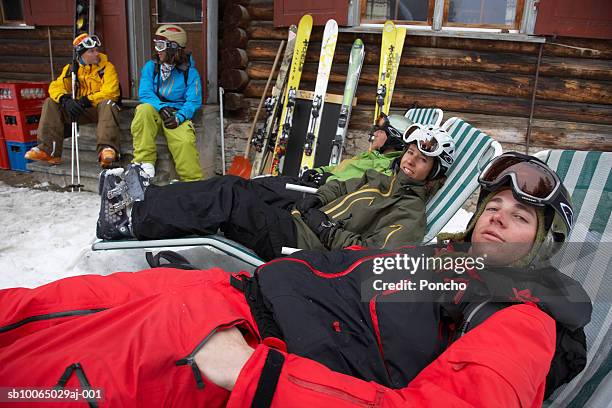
[1,0,25,25]
[361,0,524,30]
[363,0,433,24]
[157,0,202,23]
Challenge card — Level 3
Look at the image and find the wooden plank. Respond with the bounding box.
[223,28,248,48]
[221,48,249,69]
[0,39,72,57]
[540,56,612,81]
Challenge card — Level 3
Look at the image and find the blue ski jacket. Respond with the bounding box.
[138,55,202,124]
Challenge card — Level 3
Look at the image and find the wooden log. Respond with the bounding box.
[539,57,612,81]
[0,72,52,82]
[535,76,611,105]
[224,92,245,111]
[245,0,274,21]
[0,39,72,57]
[247,61,535,99]
[244,80,612,125]
[0,26,72,40]
[220,69,250,91]
[0,59,68,75]
[221,48,249,69]
[543,38,612,60]
[223,28,248,48]
[225,4,250,28]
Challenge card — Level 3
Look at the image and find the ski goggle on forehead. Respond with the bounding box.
[403,126,442,157]
[479,153,562,205]
[154,39,179,52]
[75,35,101,49]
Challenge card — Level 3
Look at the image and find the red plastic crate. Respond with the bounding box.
[1,108,42,143]
[0,82,49,111]
[0,139,9,170]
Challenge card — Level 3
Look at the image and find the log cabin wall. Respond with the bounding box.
[219,0,612,168]
[0,26,74,83]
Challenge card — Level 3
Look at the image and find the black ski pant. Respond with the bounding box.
[131,175,300,261]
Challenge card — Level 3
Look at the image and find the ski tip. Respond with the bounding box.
[383,20,395,32]
[353,38,364,47]
[325,19,338,29]
[300,14,313,25]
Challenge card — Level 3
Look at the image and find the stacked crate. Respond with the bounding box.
[0,82,48,171]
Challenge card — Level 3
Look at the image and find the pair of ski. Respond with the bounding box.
[251,15,365,177]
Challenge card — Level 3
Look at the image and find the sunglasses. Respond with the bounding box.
[154,39,179,52]
[479,153,561,204]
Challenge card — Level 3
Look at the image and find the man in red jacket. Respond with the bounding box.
[0,153,590,407]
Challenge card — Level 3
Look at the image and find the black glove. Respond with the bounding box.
[78,96,92,109]
[159,106,179,129]
[60,95,85,119]
[304,209,335,245]
[296,195,322,214]
[300,169,332,188]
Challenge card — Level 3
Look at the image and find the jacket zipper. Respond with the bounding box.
[0,308,107,334]
[287,374,381,407]
[176,318,258,389]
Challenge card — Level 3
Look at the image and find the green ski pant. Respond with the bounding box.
[131,103,203,181]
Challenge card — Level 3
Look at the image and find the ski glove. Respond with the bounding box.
[304,209,335,246]
[296,195,322,214]
[159,106,179,129]
[300,169,333,188]
[60,95,85,119]
[78,96,92,109]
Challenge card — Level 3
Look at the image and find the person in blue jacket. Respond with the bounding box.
[131,24,203,181]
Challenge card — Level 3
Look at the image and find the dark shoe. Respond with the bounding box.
[96,169,133,240]
[123,163,152,202]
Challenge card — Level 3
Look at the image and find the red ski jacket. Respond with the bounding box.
[0,266,557,407]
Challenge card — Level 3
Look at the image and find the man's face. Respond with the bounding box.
[371,130,388,150]
[81,48,100,65]
[399,144,434,181]
[470,189,538,265]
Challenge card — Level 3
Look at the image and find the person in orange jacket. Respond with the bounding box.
[0,153,590,407]
[24,33,121,168]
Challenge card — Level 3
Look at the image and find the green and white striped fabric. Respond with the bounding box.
[404,107,444,127]
[423,117,502,243]
[537,150,612,408]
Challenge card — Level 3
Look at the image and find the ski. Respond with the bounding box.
[268,14,313,176]
[299,19,338,176]
[250,25,297,177]
[385,25,406,116]
[373,20,396,125]
[329,38,364,166]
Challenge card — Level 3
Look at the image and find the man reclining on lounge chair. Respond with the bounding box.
[0,153,590,407]
[96,124,456,261]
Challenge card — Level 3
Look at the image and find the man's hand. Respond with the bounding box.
[194,327,254,391]
[370,129,388,150]
[78,96,92,109]
[296,195,322,215]
[159,106,179,129]
[300,169,332,188]
[60,95,85,119]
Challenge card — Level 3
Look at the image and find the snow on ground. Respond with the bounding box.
[0,182,472,290]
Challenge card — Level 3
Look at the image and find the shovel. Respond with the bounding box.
[227,40,285,178]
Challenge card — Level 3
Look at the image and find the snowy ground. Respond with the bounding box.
[0,181,472,290]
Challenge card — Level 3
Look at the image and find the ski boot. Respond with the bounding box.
[96,169,133,240]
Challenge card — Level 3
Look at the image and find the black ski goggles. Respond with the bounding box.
[479,153,561,202]
[154,39,180,52]
[479,152,574,231]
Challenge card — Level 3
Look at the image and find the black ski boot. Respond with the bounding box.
[96,169,134,240]
[123,164,151,202]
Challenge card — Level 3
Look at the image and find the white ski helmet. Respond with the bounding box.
[403,124,456,179]
[155,24,187,48]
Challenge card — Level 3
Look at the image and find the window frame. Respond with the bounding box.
[155,0,202,25]
[359,0,529,33]
[0,0,26,26]
[360,0,436,26]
